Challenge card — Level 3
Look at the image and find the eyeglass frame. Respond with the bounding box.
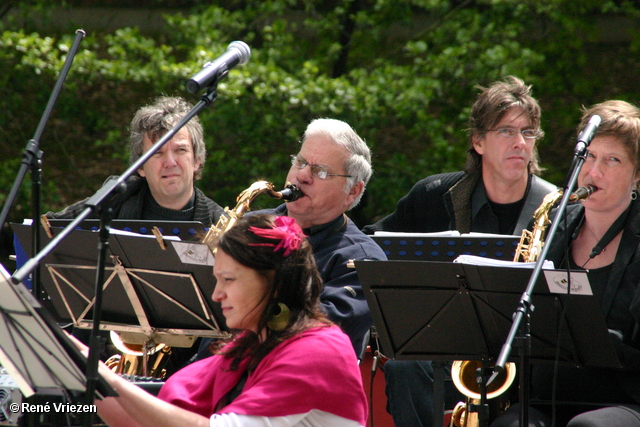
[290,155,353,180]
[486,128,541,139]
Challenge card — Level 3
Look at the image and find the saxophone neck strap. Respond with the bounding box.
[587,205,631,259]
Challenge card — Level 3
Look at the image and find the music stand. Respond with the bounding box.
[372,232,519,262]
[0,263,115,400]
[13,219,208,291]
[12,223,230,349]
[355,259,620,426]
[45,219,207,242]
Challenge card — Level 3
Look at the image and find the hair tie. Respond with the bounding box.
[248,216,305,256]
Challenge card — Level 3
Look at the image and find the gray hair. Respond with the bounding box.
[129,96,206,179]
[302,118,372,210]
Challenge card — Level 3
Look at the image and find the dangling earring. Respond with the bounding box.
[632,190,638,201]
[267,302,290,331]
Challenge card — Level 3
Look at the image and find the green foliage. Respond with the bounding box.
[2,0,640,244]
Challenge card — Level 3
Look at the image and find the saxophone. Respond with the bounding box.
[202,181,302,252]
[513,184,596,262]
[449,184,597,427]
[106,181,302,378]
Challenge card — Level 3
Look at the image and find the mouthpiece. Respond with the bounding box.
[569,185,597,202]
[274,184,303,202]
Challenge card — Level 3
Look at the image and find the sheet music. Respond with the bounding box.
[454,254,555,270]
[0,264,90,397]
[374,230,461,237]
[109,227,180,240]
[373,230,517,238]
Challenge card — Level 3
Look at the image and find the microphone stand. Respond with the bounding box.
[11,84,220,427]
[492,143,590,427]
[0,30,84,427]
[0,29,85,304]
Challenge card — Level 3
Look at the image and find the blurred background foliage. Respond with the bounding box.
[2,0,640,265]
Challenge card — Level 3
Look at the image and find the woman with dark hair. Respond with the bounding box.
[74,214,367,426]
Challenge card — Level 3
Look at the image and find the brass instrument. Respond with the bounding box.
[105,331,172,379]
[106,181,302,378]
[450,185,597,427]
[513,184,596,263]
[450,360,516,427]
[203,181,302,252]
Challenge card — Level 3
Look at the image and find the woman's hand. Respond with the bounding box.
[65,330,90,358]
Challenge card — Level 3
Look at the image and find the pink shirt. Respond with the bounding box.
[158,325,367,425]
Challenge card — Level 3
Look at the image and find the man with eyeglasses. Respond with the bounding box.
[194,118,386,360]
[276,118,387,357]
[363,76,557,427]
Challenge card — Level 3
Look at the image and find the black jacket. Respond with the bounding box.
[363,171,557,235]
[537,200,640,403]
[46,176,224,227]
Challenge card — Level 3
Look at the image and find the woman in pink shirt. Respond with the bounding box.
[78,214,367,427]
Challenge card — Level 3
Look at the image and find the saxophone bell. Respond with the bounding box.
[569,185,597,202]
[450,360,516,427]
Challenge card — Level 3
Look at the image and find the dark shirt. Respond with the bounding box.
[567,255,611,302]
[488,198,525,235]
[141,190,196,221]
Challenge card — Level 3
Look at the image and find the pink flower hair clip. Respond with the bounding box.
[249,216,306,256]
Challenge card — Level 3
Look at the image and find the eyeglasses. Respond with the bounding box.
[488,128,541,139]
[290,155,353,180]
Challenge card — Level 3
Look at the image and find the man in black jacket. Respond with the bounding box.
[363,76,557,427]
[42,96,225,376]
[46,96,224,225]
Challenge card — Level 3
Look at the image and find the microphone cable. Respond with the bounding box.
[367,326,385,427]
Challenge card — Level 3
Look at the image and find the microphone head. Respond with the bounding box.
[588,114,602,128]
[228,41,251,65]
[574,114,603,152]
[185,41,251,94]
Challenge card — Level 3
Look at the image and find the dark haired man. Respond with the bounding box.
[42,96,225,376]
[46,96,224,224]
[364,76,557,427]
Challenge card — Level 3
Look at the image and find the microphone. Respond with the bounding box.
[186,41,251,94]
[574,114,602,156]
